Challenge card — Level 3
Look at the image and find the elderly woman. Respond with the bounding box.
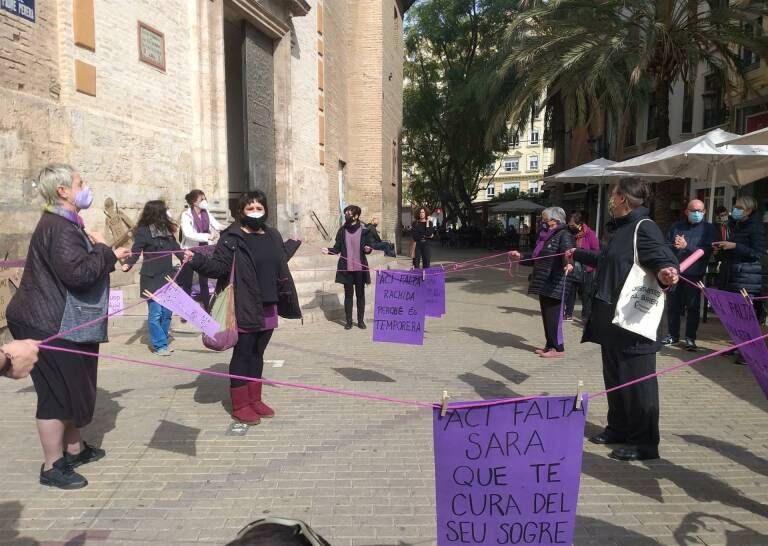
[6,163,130,489]
[510,207,574,358]
[713,195,766,360]
[568,178,679,461]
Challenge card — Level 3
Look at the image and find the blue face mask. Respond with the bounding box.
[688,211,704,224]
[731,207,745,221]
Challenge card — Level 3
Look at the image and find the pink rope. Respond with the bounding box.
[0,259,26,268]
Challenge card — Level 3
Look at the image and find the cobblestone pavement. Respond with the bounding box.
[1,246,767,546]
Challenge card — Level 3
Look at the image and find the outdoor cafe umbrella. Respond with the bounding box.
[716,126,768,146]
[488,199,545,214]
[612,128,768,220]
[543,158,676,236]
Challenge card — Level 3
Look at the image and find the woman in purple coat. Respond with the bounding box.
[564,211,600,322]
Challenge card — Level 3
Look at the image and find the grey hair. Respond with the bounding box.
[735,195,758,212]
[542,206,566,224]
[37,163,76,206]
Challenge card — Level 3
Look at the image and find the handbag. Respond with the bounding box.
[571,261,585,283]
[612,219,666,341]
[202,256,238,351]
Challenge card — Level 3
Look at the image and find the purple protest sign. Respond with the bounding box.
[149,281,220,338]
[108,289,124,317]
[373,270,426,345]
[425,267,446,317]
[433,396,587,546]
[704,287,768,398]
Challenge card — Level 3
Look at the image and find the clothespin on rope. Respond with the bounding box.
[422,269,426,281]
[440,390,450,417]
[574,380,584,410]
[697,280,705,290]
[741,288,751,301]
[142,289,155,300]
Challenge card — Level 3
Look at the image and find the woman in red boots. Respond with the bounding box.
[186,190,301,425]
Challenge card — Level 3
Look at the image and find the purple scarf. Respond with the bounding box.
[45,205,85,228]
[191,208,210,235]
[532,224,565,258]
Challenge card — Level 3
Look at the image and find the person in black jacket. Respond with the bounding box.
[123,201,186,356]
[412,206,435,268]
[568,178,679,462]
[713,196,766,361]
[186,191,302,425]
[510,207,574,358]
[323,205,374,330]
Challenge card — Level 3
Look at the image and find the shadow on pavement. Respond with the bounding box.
[333,367,396,382]
[87,388,131,448]
[687,355,768,414]
[147,419,201,457]
[581,451,768,518]
[457,327,539,352]
[673,512,768,546]
[0,501,40,545]
[174,362,230,407]
[498,305,540,318]
[459,372,524,400]
[483,359,530,384]
[678,434,768,478]
[575,515,662,545]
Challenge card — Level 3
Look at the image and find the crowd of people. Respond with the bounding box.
[3,162,767,491]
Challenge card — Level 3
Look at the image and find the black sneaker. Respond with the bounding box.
[684,338,698,352]
[64,442,106,468]
[357,321,367,330]
[344,322,353,330]
[661,335,679,346]
[40,457,88,490]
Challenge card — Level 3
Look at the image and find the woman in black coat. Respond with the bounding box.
[412,206,435,268]
[511,207,574,358]
[323,205,375,330]
[569,179,679,462]
[186,191,301,426]
[123,201,185,356]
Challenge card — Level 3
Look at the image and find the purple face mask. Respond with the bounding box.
[74,185,94,210]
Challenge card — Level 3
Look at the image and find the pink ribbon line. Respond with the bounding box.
[35,327,768,412]
[0,259,26,268]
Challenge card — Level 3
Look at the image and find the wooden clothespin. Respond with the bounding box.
[697,280,705,290]
[440,390,450,417]
[164,275,177,285]
[741,288,751,301]
[574,380,584,410]
[142,289,155,300]
[422,269,426,281]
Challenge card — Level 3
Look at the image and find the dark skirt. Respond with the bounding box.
[8,322,99,428]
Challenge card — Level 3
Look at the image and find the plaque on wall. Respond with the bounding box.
[137,21,165,71]
[1,0,35,23]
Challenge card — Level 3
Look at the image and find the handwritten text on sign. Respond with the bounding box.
[704,287,768,399]
[425,267,446,318]
[433,397,587,545]
[149,282,219,338]
[108,290,124,317]
[373,270,426,345]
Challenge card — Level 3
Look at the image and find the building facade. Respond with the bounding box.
[0,0,409,263]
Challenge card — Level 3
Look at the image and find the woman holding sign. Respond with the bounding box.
[510,207,574,359]
[566,178,678,461]
[322,205,375,330]
[7,163,131,489]
[122,200,186,356]
[186,191,302,425]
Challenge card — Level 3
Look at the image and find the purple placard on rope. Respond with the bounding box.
[373,270,426,345]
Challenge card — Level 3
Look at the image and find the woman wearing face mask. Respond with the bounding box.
[122,201,186,356]
[566,178,679,461]
[322,205,375,329]
[186,191,302,425]
[563,211,600,322]
[509,207,574,358]
[179,190,223,310]
[713,196,766,349]
[6,163,131,489]
[412,206,435,269]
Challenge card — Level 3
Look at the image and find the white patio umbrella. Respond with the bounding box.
[612,128,768,220]
[716,126,768,146]
[544,158,676,237]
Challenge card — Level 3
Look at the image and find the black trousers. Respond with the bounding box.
[178,264,211,310]
[601,347,660,455]
[667,276,703,341]
[564,271,594,319]
[413,240,431,268]
[344,272,366,324]
[539,295,564,352]
[229,329,273,388]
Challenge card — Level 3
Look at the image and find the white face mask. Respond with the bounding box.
[166,209,173,219]
[247,211,265,219]
[198,200,209,210]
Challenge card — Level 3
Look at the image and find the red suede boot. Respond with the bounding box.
[248,381,275,418]
[230,386,261,425]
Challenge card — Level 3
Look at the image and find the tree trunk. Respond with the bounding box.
[652,75,675,233]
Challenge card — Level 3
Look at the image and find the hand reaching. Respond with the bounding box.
[657,267,679,286]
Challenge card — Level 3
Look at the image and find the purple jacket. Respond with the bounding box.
[574,225,600,273]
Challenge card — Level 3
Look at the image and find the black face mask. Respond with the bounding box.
[243,214,266,231]
[569,226,580,233]
[344,215,357,227]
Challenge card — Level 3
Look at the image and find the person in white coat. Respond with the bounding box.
[179,189,223,310]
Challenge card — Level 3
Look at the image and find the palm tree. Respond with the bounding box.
[488,0,768,227]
